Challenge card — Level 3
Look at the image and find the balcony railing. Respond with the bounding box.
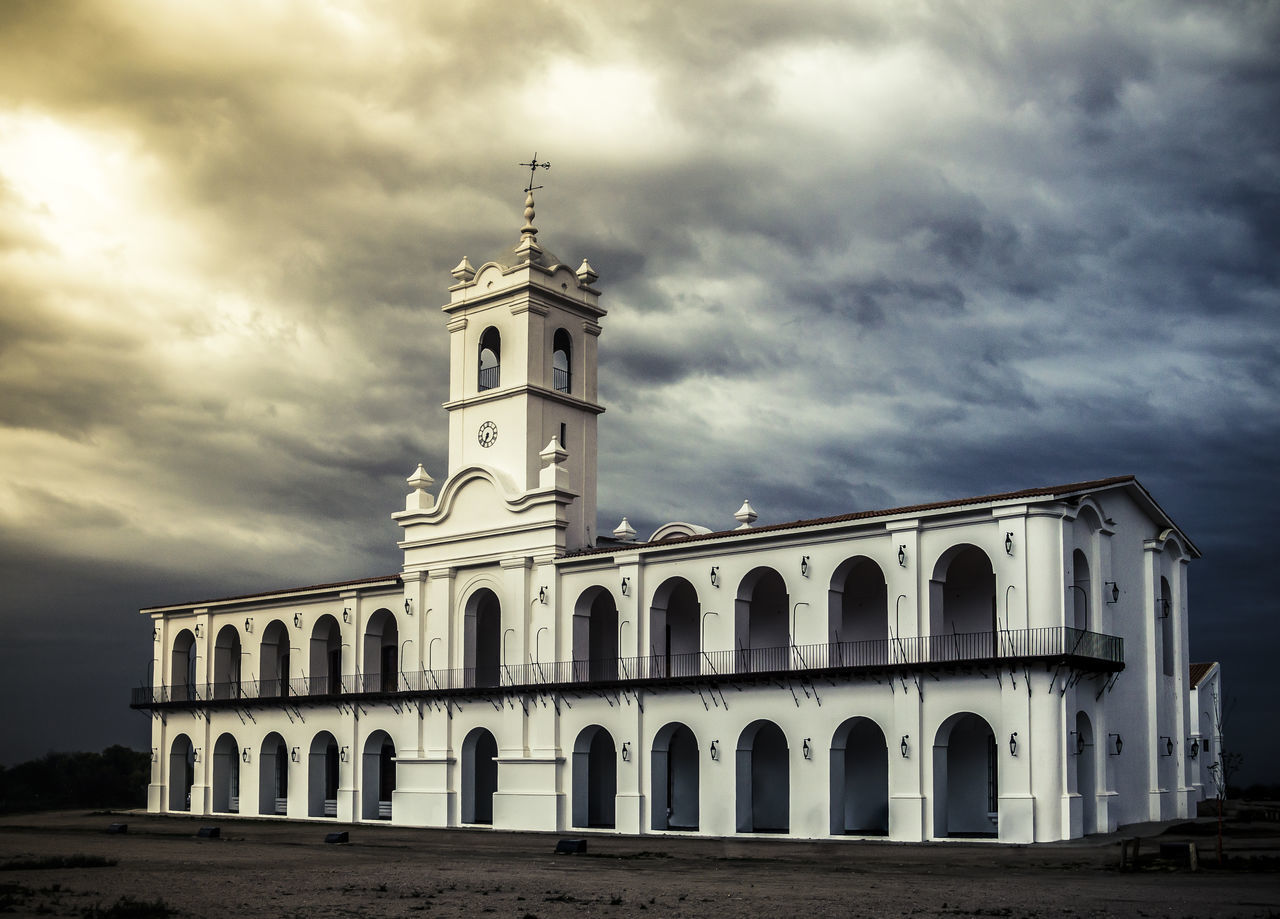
[552,366,570,393]
[132,626,1121,708]
[478,364,500,391]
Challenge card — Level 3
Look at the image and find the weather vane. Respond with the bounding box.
[518,153,550,194]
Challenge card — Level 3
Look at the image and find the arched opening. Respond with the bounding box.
[1160,575,1174,676]
[651,722,699,830]
[310,614,342,695]
[552,328,572,393]
[649,577,700,678]
[734,568,789,674]
[362,731,395,820]
[572,725,617,828]
[308,731,339,818]
[1075,711,1097,835]
[170,630,197,702]
[363,608,399,693]
[829,717,888,835]
[828,556,888,665]
[736,720,789,833]
[168,734,195,812]
[930,545,996,660]
[461,727,498,825]
[478,326,501,391]
[212,625,242,699]
[212,732,240,814]
[465,589,501,688]
[572,588,618,681]
[258,732,288,815]
[933,713,998,838]
[259,620,291,697]
[1071,549,1091,632]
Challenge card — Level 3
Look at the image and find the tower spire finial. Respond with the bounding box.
[516,153,550,239]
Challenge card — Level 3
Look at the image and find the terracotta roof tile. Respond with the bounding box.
[1189,661,1218,688]
[141,573,402,613]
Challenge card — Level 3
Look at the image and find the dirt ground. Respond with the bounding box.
[1,811,1278,919]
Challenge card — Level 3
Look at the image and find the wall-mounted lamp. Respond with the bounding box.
[342,607,351,624]
[242,748,252,764]
[800,556,810,578]
[340,746,349,763]
[194,623,203,638]
[538,586,548,605]
[1161,736,1174,756]
[151,747,158,763]
[1073,732,1085,756]
[620,577,631,597]
[193,747,202,764]
[621,742,631,762]
[900,735,910,759]
[1109,733,1123,756]
[1009,732,1018,757]
[710,740,720,761]
[897,545,908,568]
[1188,738,1199,758]
[802,738,812,760]
[1004,532,1014,557]
[291,747,301,763]
[1157,598,1171,619]
[404,598,413,616]
[710,567,720,588]
[244,618,253,633]
[1104,581,1120,603]
[293,613,302,629]
[153,627,160,641]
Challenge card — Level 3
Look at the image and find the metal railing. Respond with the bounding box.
[552,366,570,393]
[132,626,1122,707]
[478,364,500,391]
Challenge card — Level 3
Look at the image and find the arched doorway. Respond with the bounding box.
[573,588,618,681]
[212,732,240,814]
[1075,711,1097,835]
[930,545,996,660]
[651,722,699,830]
[465,590,501,688]
[1071,549,1091,632]
[259,620,291,697]
[735,568,789,674]
[310,614,342,695]
[736,720,789,833]
[168,734,195,812]
[933,713,998,838]
[308,731,339,818]
[572,725,617,828]
[828,556,888,665]
[258,732,288,815]
[362,731,395,820]
[829,717,888,835]
[649,578,700,678]
[212,625,242,699]
[170,630,197,702]
[363,608,399,693]
[461,727,498,824]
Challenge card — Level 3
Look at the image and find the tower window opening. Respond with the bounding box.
[479,327,501,391]
[553,328,572,393]
[560,423,566,448]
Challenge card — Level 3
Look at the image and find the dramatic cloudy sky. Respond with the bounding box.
[1,1,1276,783]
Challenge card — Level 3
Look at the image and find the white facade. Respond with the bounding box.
[137,195,1204,842]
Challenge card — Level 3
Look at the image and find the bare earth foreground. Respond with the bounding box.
[2,811,1278,919]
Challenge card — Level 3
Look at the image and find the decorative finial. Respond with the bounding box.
[517,153,550,239]
[613,516,637,541]
[734,499,758,529]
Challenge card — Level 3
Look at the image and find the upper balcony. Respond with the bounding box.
[131,625,1122,710]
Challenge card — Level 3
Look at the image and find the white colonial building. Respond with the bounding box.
[136,192,1206,842]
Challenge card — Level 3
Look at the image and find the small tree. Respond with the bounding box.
[1205,683,1239,864]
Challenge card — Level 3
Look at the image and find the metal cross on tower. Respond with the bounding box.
[518,153,550,194]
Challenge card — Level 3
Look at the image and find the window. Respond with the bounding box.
[552,328,571,393]
[478,327,500,391]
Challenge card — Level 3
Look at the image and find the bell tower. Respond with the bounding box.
[439,188,605,549]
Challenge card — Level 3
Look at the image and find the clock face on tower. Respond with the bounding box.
[477,420,498,448]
